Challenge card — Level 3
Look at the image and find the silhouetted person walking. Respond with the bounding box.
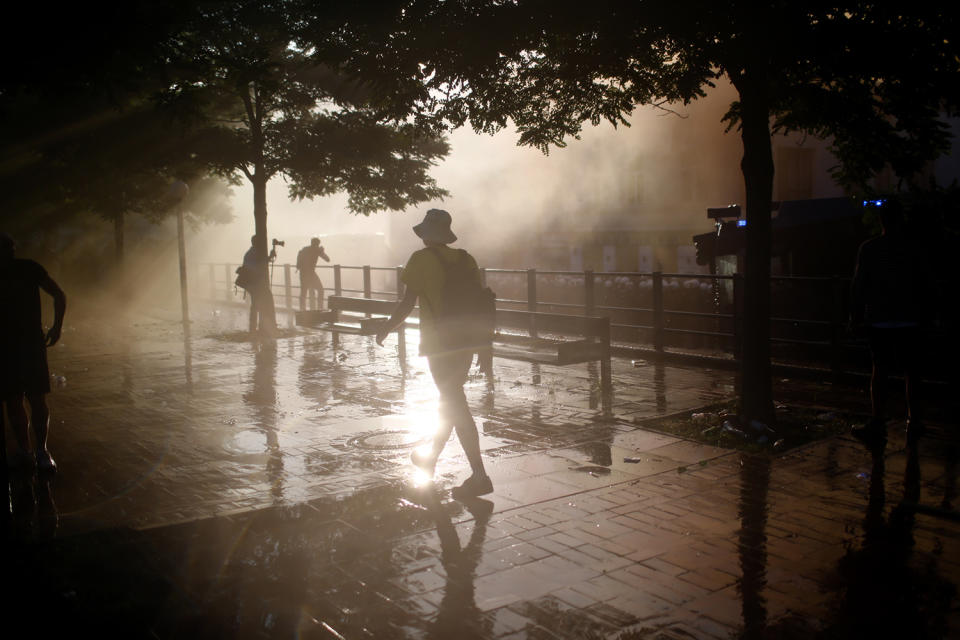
[850,200,935,443]
[296,237,330,310]
[376,209,493,499]
[0,232,66,473]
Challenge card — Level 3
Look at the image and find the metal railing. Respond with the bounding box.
[195,262,880,372]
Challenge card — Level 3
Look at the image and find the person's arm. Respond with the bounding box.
[375,288,417,345]
[320,246,330,263]
[39,273,66,346]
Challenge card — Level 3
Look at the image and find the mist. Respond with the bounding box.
[32,78,785,318]
[188,80,750,274]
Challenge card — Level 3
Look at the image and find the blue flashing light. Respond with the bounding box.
[862,198,886,208]
[736,219,747,227]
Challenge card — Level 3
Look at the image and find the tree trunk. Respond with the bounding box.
[114,212,124,265]
[253,173,277,330]
[735,78,775,426]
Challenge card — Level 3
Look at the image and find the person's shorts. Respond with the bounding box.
[0,338,51,397]
[427,350,473,394]
[868,326,924,372]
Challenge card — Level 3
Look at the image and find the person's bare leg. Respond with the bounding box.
[870,361,889,423]
[447,388,485,476]
[26,393,50,453]
[4,394,30,452]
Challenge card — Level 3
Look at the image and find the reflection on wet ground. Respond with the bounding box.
[3,304,959,638]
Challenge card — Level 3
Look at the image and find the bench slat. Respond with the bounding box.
[495,309,607,336]
[556,339,604,365]
[492,344,562,365]
[295,310,338,327]
[328,295,398,316]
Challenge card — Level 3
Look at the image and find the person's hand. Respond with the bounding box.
[45,325,62,347]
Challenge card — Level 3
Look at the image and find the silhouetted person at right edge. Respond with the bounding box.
[376,209,493,499]
[850,200,935,444]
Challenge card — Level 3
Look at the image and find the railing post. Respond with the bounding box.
[652,271,664,354]
[208,263,216,300]
[363,265,372,298]
[224,264,232,300]
[733,273,744,361]
[283,264,293,310]
[395,266,404,299]
[527,268,538,338]
[334,265,342,296]
[584,269,595,317]
[830,275,844,379]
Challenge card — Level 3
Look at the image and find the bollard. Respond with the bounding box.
[363,265,372,298]
[334,265,342,296]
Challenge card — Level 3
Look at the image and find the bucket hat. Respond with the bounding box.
[413,209,457,244]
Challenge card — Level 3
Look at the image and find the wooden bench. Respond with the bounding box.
[491,310,612,390]
[295,296,407,363]
[296,297,611,391]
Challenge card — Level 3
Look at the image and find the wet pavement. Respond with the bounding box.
[4,303,959,638]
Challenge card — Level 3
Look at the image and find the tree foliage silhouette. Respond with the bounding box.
[160,0,450,328]
[371,0,959,422]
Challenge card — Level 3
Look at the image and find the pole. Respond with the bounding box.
[168,180,190,335]
[176,203,190,336]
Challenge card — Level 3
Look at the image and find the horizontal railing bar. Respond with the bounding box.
[596,305,654,313]
[770,337,832,346]
[663,328,734,338]
[663,309,734,319]
[770,316,832,326]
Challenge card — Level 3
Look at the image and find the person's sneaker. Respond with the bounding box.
[410,449,437,477]
[36,449,57,474]
[451,474,493,500]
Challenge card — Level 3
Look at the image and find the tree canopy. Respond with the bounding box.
[371,0,960,422]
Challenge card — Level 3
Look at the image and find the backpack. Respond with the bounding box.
[235,265,254,291]
[429,247,496,352]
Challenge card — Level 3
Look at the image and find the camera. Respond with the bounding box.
[272,238,285,247]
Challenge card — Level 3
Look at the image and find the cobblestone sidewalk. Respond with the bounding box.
[4,304,957,639]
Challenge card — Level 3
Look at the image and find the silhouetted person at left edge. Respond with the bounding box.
[0,232,66,473]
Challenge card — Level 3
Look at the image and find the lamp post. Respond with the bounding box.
[169,180,190,336]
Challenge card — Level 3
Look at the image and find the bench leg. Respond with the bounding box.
[397,327,406,372]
